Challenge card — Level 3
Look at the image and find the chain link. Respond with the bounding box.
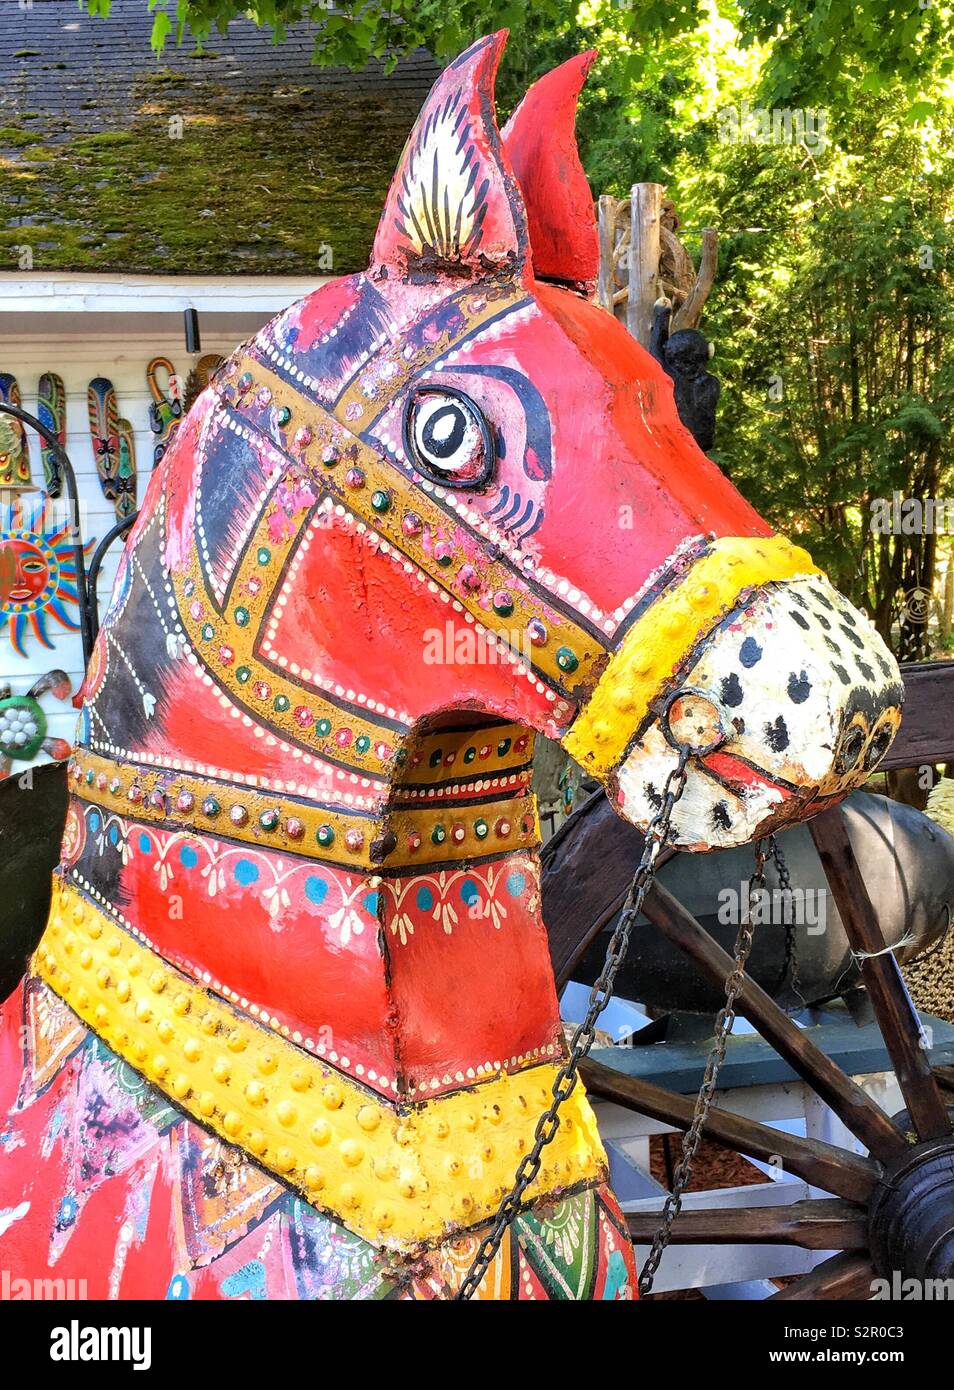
[454,748,692,1301]
[636,837,769,1296]
[770,835,805,1008]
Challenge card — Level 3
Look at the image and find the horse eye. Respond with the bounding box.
[404,387,494,487]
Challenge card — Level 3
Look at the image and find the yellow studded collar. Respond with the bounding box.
[33,878,604,1252]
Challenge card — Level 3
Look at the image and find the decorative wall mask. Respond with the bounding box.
[116,418,138,519]
[87,377,136,520]
[147,356,183,466]
[36,372,66,497]
[0,495,91,656]
[0,33,903,1301]
[0,669,72,777]
[0,373,32,491]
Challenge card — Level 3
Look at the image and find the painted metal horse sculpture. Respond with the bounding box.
[0,34,903,1301]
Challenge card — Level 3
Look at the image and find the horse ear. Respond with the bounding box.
[501,52,599,294]
[371,31,531,283]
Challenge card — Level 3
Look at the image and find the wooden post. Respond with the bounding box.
[627,182,663,348]
[672,227,718,331]
[596,195,618,314]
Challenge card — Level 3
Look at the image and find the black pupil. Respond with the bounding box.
[421,404,466,461]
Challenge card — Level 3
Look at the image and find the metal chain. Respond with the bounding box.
[770,835,805,1008]
[637,837,769,1296]
[455,748,692,1302]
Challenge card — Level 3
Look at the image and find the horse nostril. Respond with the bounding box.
[834,723,867,776]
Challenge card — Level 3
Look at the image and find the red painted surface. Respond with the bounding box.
[502,53,601,291]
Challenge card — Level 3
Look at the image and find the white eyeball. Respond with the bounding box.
[404,387,493,486]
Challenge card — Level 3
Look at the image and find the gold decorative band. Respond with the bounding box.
[34,879,604,1251]
[405,722,534,785]
[564,535,821,776]
[69,746,540,870]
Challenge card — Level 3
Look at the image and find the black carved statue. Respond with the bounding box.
[649,298,720,454]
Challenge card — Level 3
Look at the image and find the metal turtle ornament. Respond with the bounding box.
[0,670,72,779]
[0,34,904,1301]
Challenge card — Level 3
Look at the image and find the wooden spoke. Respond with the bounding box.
[626,1199,868,1250]
[641,880,907,1161]
[582,1057,880,1204]
[810,808,952,1143]
[934,1065,954,1093]
[768,1250,877,1301]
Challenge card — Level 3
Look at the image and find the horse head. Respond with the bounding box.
[133,29,898,855]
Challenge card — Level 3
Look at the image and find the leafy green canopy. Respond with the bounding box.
[703,108,954,658]
[84,0,953,107]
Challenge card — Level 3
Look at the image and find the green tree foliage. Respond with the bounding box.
[679,82,954,658]
[83,0,953,104]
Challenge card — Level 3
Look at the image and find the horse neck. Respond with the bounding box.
[72,481,563,1103]
[367,719,565,1101]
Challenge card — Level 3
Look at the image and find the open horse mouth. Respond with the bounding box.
[565,536,903,851]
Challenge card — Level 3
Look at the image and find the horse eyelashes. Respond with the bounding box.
[486,485,545,541]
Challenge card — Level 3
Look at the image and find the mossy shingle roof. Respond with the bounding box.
[0,1,439,275]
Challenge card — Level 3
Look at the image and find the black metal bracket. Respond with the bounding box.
[86,513,138,646]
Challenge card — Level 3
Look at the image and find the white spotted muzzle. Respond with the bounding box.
[613,573,903,851]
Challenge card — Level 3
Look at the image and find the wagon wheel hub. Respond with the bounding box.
[868,1135,954,1281]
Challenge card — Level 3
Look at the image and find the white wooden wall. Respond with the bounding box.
[0,275,324,765]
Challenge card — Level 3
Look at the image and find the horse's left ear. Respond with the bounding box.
[371,31,531,284]
[501,52,600,295]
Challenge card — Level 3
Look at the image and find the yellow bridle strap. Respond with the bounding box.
[563,535,821,777]
[34,879,604,1252]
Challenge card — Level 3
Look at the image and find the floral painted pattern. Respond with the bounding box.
[385,858,535,945]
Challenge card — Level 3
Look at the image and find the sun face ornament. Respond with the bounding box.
[0,497,91,657]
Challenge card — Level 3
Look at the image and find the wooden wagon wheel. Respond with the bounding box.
[542,664,954,1298]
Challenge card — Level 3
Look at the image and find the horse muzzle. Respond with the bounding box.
[563,536,903,851]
